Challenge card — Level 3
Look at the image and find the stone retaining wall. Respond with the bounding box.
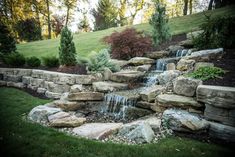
[0,68,102,99]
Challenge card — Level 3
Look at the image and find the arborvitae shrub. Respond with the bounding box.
[103,28,152,60]
[0,22,16,54]
[59,26,77,66]
[42,56,59,67]
[26,56,41,67]
[149,1,171,47]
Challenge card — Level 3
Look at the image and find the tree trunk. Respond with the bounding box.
[65,7,70,26]
[46,0,51,39]
[189,0,192,14]
[183,0,188,15]
[208,0,214,10]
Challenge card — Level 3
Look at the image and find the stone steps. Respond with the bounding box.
[110,70,145,83]
[92,81,128,93]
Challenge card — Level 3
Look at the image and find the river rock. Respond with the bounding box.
[173,76,202,97]
[147,50,170,59]
[162,109,209,132]
[157,70,181,85]
[110,70,145,83]
[176,59,195,71]
[197,85,235,109]
[194,62,214,71]
[140,85,166,102]
[54,100,86,111]
[156,94,203,109]
[204,104,235,127]
[73,123,123,139]
[28,105,61,123]
[93,81,128,92]
[128,57,155,65]
[208,121,235,142]
[67,92,104,101]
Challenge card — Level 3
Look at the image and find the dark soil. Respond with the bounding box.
[203,49,235,87]
[0,64,87,75]
[154,33,187,51]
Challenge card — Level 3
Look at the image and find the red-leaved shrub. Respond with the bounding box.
[103,28,152,60]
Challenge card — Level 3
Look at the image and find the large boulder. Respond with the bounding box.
[54,100,86,111]
[110,70,145,83]
[184,48,224,62]
[162,109,209,132]
[176,59,195,71]
[118,123,154,143]
[208,121,235,142]
[173,76,202,97]
[146,50,170,59]
[204,104,235,127]
[156,94,203,109]
[140,85,166,102]
[48,112,86,127]
[197,85,235,109]
[73,123,123,139]
[128,57,155,65]
[28,105,61,124]
[93,81,128,92]
[67,92,104,101]
[157,70,181,85]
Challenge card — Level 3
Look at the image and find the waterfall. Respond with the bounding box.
[156,59,167,71]
[176,49,189,57]
[104,93,137,119]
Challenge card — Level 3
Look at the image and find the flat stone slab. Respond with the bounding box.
[162,109,209,132]
[156,94,203,109]
[110,70,144,83]
[73,123,123,139]
[128,57,155,65]
[93,81,128,92]
[209,121,235,142]
[204,104,235,127]
[197,85,235,109]
[54,100,86,111]
[67,92,104,101]
[140,85,166,102]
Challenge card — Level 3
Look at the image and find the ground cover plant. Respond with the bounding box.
[0,87,234,157]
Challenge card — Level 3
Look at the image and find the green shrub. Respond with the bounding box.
[149,1,171,47]
[193,16,235,49]
[4,52,26,66]
[59,26,77,66]
[42,56,59,67]
[87,49,120,72]
[187,66,226,81]
[26,56,41,67]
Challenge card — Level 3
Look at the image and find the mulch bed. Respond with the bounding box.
[203,49,235,87]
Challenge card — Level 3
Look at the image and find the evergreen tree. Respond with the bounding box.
[0,22,16,54]
[149,0,171,47]
[92,0,118,30]
[58,26,77,66]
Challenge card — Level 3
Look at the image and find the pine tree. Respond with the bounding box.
[0,22,16,54]
[58,26,77,66]
[149,0,171,47]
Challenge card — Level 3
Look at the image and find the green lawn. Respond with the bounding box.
[0,87,234,157]
[17,6,235,59]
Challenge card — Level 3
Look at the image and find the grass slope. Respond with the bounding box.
[17,6,235,58]
[0,87,234,157]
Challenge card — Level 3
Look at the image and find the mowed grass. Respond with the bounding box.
[17,6,235,58]
[0,87,234,157]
